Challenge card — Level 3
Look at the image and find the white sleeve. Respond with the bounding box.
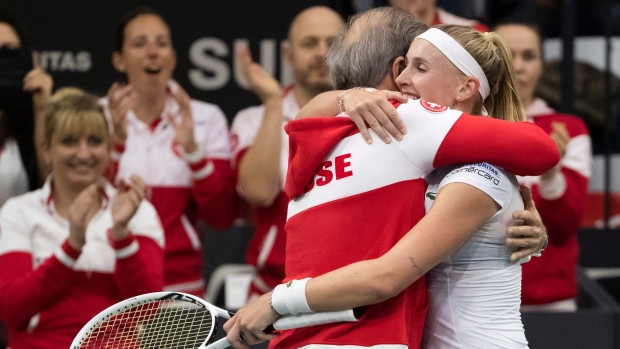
[229,105,264,161]
[191,101,231,160]
[0,197,31,255]
[394,100,462,173]
[437,163,512,209]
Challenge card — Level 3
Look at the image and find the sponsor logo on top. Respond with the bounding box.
[420,99,448,113]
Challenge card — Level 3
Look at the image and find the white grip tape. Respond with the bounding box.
[271,278,312,315]
[273,309,358,330]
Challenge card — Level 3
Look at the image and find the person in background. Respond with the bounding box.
[101,6,236,297]
[383,0,489,31]
[0,11,53,207]
[495,21,592,311]
[0,88,164,349]
[230,6,344,301]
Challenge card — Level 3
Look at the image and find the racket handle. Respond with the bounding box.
[266,308,360,332]
[204,337,230,349]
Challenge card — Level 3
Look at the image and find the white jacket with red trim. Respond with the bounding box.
[230,86,298,296]
[100,90,236,295]
[0,177,164,349]
[272,99,559,348]
[518,98,592,305]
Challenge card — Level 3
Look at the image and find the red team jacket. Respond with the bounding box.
[271,100,559,348]
[0,180,165,349]
[101,93,236,296]
[519,99,592,305]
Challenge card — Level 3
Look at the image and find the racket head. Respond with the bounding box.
[70,292,229,349]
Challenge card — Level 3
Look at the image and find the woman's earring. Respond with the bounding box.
[456,96,461,101]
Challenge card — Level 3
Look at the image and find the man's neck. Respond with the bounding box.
[376,75,399,92]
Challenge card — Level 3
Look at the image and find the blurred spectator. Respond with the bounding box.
[230,6,344,301]
[0,88,164,349]
[374,0,489,31]
[495,21,592,311]
[0,11,52,207]
[100,6,236,297]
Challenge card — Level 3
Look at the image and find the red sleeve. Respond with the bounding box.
[434,116,560,176]
[0,242,79,330]
[112,234,164,299]
[532,168,589,243]
[190,158,238,230]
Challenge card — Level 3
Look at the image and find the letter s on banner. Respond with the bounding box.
[188,37,230,90]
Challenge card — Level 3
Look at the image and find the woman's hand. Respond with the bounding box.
[110,175,146,240]
[342,88,408,144]
[23,67,53,116]
[237,45,282,104]
[106,82,136,143]
[168,82,198,153]
[68,184,101,250]
[224,293,280,349]
[541,121,569,180]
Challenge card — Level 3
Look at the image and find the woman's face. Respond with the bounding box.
[396,38,465,109]
[495,24,543,106]
[48,130,109,190]
[0,22,21,49]
[114,14,176,90]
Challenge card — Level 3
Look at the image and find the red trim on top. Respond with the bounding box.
[149,118,163,132]
[107,230,136,249]
[391,100,402,109]
[282,84,294,97]
[189,158,209,171]
[61,241,82,260]
[113,141,126,153]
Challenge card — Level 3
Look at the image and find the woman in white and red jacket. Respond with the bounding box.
[0,88,165,349]
[100,7,237,297]
[495,22,592,311]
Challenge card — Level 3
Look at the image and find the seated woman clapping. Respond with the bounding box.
[0,88,165,349]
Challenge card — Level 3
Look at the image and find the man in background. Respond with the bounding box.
[229,6,344,301]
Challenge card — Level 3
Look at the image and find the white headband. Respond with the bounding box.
[416,28,490,100]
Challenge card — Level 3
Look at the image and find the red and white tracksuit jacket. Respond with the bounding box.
[230,86,298,298]
[100,91,236,296]
[0,178,165,349]
[519,98,592,305]
[271,99,559,349]
[433,7,489,32]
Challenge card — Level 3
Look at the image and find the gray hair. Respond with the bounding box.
[326,7,428,89]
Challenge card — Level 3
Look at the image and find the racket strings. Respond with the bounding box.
[79,300,213,348]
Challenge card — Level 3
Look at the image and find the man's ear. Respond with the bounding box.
[391,56,405,82]
[282,40,293,65]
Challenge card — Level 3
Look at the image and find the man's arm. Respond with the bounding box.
[506,187,548,261]
[234,46,284,207]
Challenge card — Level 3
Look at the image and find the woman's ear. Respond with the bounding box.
[112,51,126,73]
[391,56,406,82]
[459,76,480,101]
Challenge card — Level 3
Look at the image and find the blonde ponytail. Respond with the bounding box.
[438,25,526,122]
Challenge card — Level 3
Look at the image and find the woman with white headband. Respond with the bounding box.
[227,23,535,349]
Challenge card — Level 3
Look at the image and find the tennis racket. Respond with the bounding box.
[70,291,360,349]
